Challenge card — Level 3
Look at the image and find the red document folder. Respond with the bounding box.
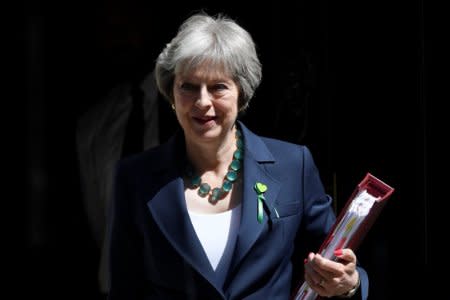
[291,173,395,300]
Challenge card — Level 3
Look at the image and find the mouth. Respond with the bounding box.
[192,116,217,125]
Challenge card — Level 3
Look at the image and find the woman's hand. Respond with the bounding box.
[304,248,359,298]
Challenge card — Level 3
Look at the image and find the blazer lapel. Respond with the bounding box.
[229,123,281,272]
[145,136,223,294]
[144,124,281,295]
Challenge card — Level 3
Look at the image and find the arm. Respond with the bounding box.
[298,147,368,299]
[108,162,144,299]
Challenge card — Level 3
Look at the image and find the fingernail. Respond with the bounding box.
[334,249,342,256]
[304,258,308,264]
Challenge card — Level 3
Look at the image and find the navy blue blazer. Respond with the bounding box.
[108,122,368,300]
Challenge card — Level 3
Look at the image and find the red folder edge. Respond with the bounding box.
[319,173,394,253]
[291,173,394,300]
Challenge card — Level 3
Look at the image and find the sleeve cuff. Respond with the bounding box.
[337,275,361,298]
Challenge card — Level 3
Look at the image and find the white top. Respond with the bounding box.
[188,205,242,270]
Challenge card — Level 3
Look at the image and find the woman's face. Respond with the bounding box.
[173,66,239,144]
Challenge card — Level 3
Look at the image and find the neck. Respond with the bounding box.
[185,127,237,174]
[184,126,243,203]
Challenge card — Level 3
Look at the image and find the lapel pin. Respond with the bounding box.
[254,182,268,223]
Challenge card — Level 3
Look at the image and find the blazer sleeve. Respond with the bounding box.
[294,147,368,300]
[299,146,336,252]
[108,161,144,299]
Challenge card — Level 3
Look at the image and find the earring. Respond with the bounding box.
[171,104,175,110]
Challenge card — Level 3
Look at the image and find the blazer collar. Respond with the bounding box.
[227,122,281,275]
[146,133,224,295]
[146,122,281,295]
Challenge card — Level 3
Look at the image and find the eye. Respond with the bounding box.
[180,83,198,92]
[211,84,228,91]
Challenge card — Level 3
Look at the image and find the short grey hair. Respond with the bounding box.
[154,13,262,111]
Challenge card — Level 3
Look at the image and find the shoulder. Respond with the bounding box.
[118,140,173,172]
[257,136,316,172]
[260,136,307,155]
[241,122,312,161]
[115,134,182,180]
[239,122,318,176]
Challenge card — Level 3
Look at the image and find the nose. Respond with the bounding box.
[195,85,212,108]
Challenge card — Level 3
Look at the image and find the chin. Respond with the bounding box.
[197,127,222,139]
[192,125,225,140]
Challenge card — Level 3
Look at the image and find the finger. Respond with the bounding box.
[334,248,357,264]
[312,253,344,276]
[305,271,327,294]
[304,269,316,286]
[304,254,323,285]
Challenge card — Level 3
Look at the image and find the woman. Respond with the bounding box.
[108,13,367,299]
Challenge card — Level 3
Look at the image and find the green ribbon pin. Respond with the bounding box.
[254,182,268,223]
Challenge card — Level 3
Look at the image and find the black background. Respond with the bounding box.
[8,0,436,299]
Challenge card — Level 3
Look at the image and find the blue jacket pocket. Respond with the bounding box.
[272,202,301,219]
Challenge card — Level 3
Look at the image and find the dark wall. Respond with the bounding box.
[11,1,431,299]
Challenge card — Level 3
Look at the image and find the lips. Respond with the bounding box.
[193,116,217,124]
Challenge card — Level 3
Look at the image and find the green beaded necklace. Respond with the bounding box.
[185,129,244,203]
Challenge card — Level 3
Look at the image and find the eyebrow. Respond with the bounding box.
[177,76,233,84]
